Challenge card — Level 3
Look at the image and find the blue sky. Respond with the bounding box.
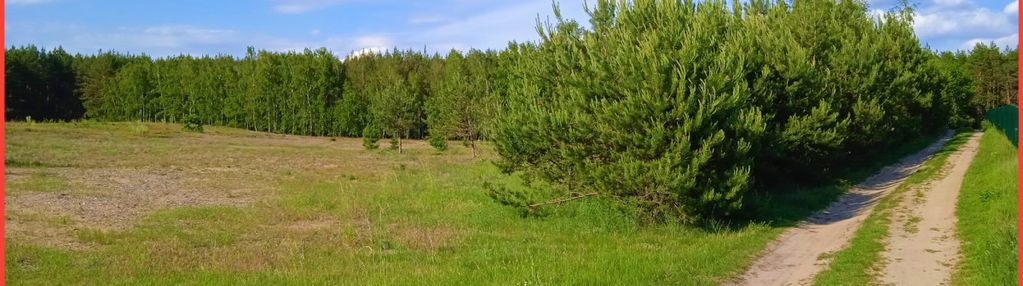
[4,0,1018,57]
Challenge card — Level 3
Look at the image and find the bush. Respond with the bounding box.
[362,126,381,150]
[496,0,765,222]
[493,0,951,222]
[182,114,203,132]
[429,135,448,151]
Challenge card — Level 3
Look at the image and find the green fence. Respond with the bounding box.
[986,105,1018,147]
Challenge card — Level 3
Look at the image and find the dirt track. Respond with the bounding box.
[730,131,955,286]
[880,132,981,286]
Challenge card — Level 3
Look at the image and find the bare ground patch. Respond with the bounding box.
[880,132,981,286]
[5,167,260,248]
[729,131,955,286]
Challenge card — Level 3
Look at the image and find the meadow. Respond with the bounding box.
[3,116,1009,286]
[5,122,790,285]
[3,0,1017,284]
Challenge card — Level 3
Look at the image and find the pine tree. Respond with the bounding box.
[427,49,498,156]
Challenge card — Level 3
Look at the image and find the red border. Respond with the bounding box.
[2,0,7,283]
[0,2,1013,285]
[1,0,6,282]
[1017,0,1022,282]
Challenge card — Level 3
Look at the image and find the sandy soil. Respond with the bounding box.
[730,131,954,286]
[4,166,262,249]
[880,132,981,286]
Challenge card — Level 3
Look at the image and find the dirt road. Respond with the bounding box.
[880,132,981,286]
[730,131,955,286]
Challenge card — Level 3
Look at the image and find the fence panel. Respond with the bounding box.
[986,105,1018,147]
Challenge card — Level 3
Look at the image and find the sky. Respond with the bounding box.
[4,0,1019,58]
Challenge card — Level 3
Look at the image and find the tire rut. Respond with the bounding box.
[729,131,955,286]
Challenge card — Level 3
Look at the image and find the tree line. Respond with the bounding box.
[4,0,1019,221]
[6,46,505,153]
[935,43,1018,126]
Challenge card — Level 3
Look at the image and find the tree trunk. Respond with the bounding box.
[469,128,477,158]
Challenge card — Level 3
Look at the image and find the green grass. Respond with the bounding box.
[2,122,776,285]
[1,122,960,285]
[5,172,69,193]
[740,132,947,229]
[952,124,1018,286]
[813,131,974,286]
[6,170,775,285]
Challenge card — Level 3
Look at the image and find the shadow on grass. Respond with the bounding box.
[719,131,970,232]
[491,130,969,234]
[4,159,72,168]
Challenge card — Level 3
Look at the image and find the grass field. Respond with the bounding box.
[953,124,1019,285]
[1,122,947,285]
[812,131,973,285]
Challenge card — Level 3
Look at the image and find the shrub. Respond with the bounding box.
[362,125,381,150]
[182,114,203,132]
[496,0,766,222]
[493,0,949,222]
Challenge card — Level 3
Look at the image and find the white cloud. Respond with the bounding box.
[255,34,395,58]
[339,35,393,57]
[5,0,590,57]
[352,35,392,48]
[908,0,1018,50]
[272,0,348,14]
[16,21,402,58]
[962,32,1019,49]
[913,8,1013,38]
[867,9,891,22]
[412,1,588,51]
[345,47,385,59]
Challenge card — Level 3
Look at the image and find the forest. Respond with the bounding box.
[4,0,1019,222]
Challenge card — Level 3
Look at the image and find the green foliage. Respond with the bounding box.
[181,114,204,133]
[361,125,381,149]
[483,182,535,216]
[2,0,1016,222]
[496,0,768,222]
[933,43,1018,128]
[953,125,1018,285]
[4,45,502,156]
[368,72,416,151]
[429,135,448,151]
[5,46,83,121]
[426,49,500,156]
[965,43,1018,112]
[492,0,977,222]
